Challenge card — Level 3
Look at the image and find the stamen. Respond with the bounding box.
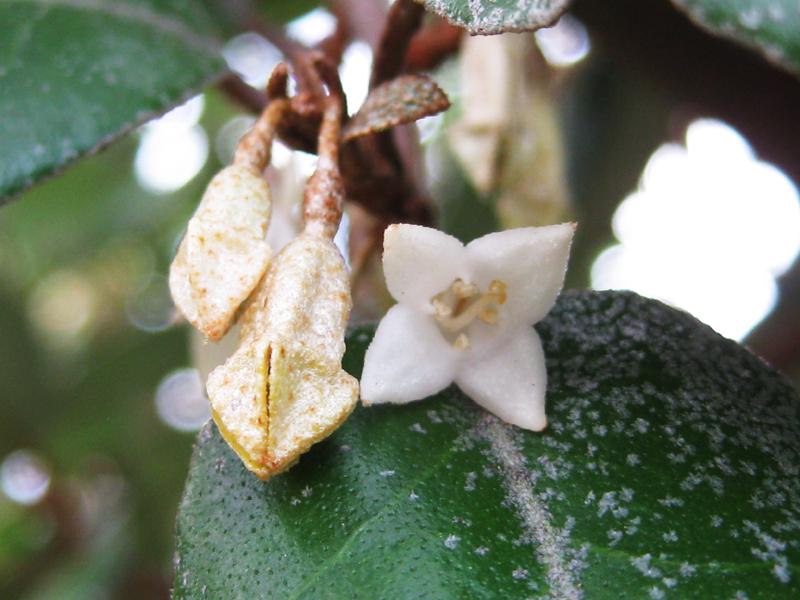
[452,279,478,299]
[431,278,508,348]
[453,333,470,350]
[432,298,452,317]
[479,306,498,324]
[488,280,507,304]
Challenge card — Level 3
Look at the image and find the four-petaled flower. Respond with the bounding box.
[360,223,574,431]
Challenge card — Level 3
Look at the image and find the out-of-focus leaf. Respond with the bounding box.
[343,75,450,142]
[174,290,800,599]
[260,0,321,24]
[672,0,800,75]
[0,0,225,202]
[0,503,52,582]
[416,0,570,35]
[448,34,570,227]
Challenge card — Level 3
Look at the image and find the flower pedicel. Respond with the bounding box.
[360,223,574,431]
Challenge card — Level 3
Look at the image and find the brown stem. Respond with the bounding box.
[405,20,463,72]
[304,95,345,239]
[233,98,290,172]
[217,3,435,226]
[370,0,425,89]
[219,73,267,114]
[316,9,351,66]
[311,52,348,116]
[225,0,325,106]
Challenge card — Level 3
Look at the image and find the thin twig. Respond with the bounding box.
[316,9,351,66]
[219,73,267,114]
[406,20,463,71]
[370,0,425,89]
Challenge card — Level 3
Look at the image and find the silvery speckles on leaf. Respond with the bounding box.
[360,223,575,431]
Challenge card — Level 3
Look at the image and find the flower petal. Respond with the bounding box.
[383,224,468,311]
[360,304,461,405]
[455,327,548,431]
[466,223,574,327]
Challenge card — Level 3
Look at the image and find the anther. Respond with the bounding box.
[453,333,470,350]
[430,278,509,347]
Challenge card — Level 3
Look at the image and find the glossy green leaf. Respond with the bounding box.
[0,0,226,202]
[672,0,800,75]
[174,290,799,598]
[415,0,570,34]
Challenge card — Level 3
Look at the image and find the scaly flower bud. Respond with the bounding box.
[169,99,288,341]
[206,95,358,479]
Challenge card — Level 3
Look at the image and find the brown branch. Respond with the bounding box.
[218,73,267,114]
[405,20,463,71]
[224,0,325,107]
[370,0,425,89]
[217,1,435,226]
[316,8,351,66]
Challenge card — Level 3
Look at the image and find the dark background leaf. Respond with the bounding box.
[671,0,800,76]
[174,291,800,598]
[0,0,226,202]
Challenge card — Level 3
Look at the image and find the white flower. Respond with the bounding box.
[360,223,574,431]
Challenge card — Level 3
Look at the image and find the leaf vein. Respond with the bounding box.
[285,436,467,600]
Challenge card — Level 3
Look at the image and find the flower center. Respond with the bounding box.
[431,278,508,350]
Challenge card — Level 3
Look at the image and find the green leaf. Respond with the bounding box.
[0,0,226,202]
[671,0,800,75]
[174,290,799,598]
[415,0,570,35]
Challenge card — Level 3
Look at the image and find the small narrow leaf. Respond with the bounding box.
[343,75,450,142]
[0,0,225,202]
[672,0,800,76]
[174,291,800,599]
[416,0,571,35]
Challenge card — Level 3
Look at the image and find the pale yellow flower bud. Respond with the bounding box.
[206,233,358,479]
[169,164,272,342]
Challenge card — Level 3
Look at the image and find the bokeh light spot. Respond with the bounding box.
[535,14,590,68]
[28,269,98,347]
[592,118,800,340]
[134,96,208,195]
[286,8,337,46]
[222,33,281,88]
[155,368,210,432]
[339,41,373,115]
[125,274,176,333]
[1,450,50,506]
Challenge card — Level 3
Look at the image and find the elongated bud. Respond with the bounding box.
[207,235,357,478]
[206,93,358,479]
[303,96,344,240]
[169,99,288,341]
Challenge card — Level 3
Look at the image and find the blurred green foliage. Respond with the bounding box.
[0,90,241,598]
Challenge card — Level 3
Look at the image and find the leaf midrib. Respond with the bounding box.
[284,433,468,600]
